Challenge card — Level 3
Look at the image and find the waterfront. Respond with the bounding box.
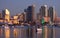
[0,25,59,38]
[0,25,37,38]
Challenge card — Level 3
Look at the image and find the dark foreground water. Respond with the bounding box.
[0,25,37,38]
[0,25,60,38]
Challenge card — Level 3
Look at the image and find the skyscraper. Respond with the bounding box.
[25,5,35,23]
[37,13,41,20]
[0,13,2,18]
[17,13,26,22]
[48,6,56,22]
[40,5,48,17]
[2,9,10,22]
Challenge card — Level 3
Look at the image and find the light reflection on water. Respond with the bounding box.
[14,28,18,38]
[0,26,60,38]
[5,27,10,38]
[0,26,37,38]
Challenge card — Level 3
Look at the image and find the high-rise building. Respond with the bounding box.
[0,13,2,18]
[40,5,48,17]
[13,15,19,24]
[17,12,26,22]
[48,6,56,22]
[37,13,41,20]
[2,9,10,22]
[25,5,35,22]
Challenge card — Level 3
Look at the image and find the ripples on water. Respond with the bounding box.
[0,25,37,38]
[0,25,60,38]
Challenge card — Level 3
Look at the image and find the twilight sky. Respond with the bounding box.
[0,0,60,16]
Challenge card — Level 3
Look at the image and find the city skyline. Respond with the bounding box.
[0,1,60,38]
[0,5,58,24]
[0,0,60,16]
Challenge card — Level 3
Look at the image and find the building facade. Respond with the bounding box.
[40,5,48,17]
[25,5,35,23]
[2,9,10,22]
[48,7,56,22]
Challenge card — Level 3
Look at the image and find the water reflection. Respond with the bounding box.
[0,25,60,38]
[5,26,10,38]
[0,27,2,38]
[0,26,30,38]
[14,28,18,38]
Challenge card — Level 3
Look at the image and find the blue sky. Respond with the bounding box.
[0,0,60,16]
